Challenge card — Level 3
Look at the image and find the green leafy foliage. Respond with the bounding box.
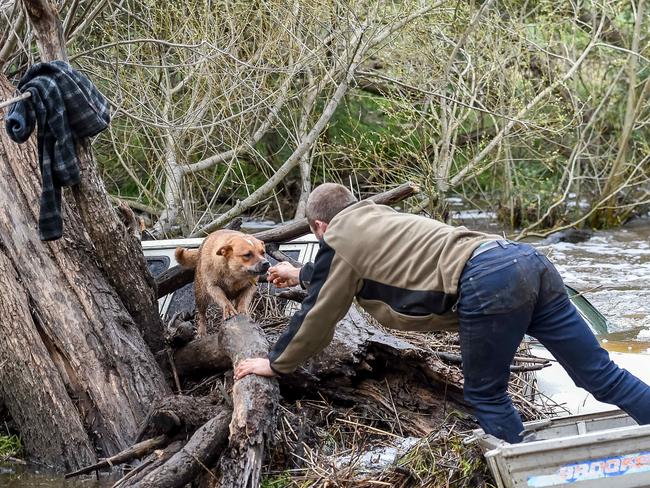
[0,435,21,458]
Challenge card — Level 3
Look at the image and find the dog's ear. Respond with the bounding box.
[216,245,232,257]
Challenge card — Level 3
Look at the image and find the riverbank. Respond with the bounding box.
[3,215,650,487]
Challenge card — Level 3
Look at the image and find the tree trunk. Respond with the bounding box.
[22,0,166,356]
[591,0,646,228]
[0,251,95,470]
[0,73,168,470]
[72,141,167,355]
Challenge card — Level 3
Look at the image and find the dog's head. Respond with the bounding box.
[217,234,269,276]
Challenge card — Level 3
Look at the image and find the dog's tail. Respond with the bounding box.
[175,247,199,269]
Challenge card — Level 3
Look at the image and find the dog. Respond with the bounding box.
[175,230,270,337]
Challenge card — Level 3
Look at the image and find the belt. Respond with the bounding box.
[470,239,511,260]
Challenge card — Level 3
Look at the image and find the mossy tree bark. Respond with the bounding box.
[0,0,170,470]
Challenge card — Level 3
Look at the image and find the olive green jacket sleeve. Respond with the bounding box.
[269,240,360,374]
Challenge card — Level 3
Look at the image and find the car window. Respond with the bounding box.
[146,256,170,277]
[165,282,196,321]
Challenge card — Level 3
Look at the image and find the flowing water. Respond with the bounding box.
[0,465,114,487]
[455,211,650,346]
[537,217,650,342]
[2,215,649,486]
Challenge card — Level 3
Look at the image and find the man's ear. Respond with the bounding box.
[216,245,232,257]
[315,220,328,233]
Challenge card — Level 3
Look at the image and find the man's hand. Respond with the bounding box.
[234,357,276,380]
[267,261,300,288]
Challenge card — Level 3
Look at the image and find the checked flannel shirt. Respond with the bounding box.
[5,61,110,241]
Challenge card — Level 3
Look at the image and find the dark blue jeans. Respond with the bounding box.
[457,241,650,443]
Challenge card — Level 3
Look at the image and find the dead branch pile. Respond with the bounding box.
[57,184,568,487]
[64,281,567,487]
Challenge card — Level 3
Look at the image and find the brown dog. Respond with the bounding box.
[175,230,269,337]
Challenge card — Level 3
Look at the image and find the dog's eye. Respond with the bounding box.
[243,252,253,259]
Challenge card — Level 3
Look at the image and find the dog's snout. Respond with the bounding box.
[247,259,271,275]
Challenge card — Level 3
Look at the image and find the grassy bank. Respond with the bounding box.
[0,434,21,459]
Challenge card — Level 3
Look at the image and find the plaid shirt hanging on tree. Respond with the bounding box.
[5,60,110,241]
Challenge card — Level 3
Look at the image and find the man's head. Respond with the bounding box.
[306,183,358,239]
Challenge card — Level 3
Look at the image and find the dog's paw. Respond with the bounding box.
[236,304,251,315]
[222,303,238,320]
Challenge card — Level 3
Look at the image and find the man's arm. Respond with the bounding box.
[236,241,360,380]
[268,241,360,374]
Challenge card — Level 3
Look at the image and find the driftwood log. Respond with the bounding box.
[156,182,420,299]
[265,242,303,268]
[67,313,280,487]
[123,411,232,488]
[254,181,420,243]
[115,441,184,488]
[64,435,169,479]
[215,313,280,488]
[176,305,472,434]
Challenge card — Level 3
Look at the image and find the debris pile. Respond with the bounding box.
[66,287,566,487]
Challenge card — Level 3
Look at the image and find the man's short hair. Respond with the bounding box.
[306,183,358,226]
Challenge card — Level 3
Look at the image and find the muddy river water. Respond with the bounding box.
[1,216,649,486]
[537,216,650,343]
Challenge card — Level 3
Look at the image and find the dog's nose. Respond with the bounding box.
[260,260,270,272]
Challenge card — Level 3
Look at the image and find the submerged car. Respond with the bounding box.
[142,235,650,415]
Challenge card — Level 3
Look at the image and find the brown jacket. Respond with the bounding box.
[269,200,500,374]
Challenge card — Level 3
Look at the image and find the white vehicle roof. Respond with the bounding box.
[141,233,319,251]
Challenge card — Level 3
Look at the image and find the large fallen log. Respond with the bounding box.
[168,303,470,437]
[272,306,470,435]
[215,313,280,488]
[173,335,230,377]
[156,182,420,298]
